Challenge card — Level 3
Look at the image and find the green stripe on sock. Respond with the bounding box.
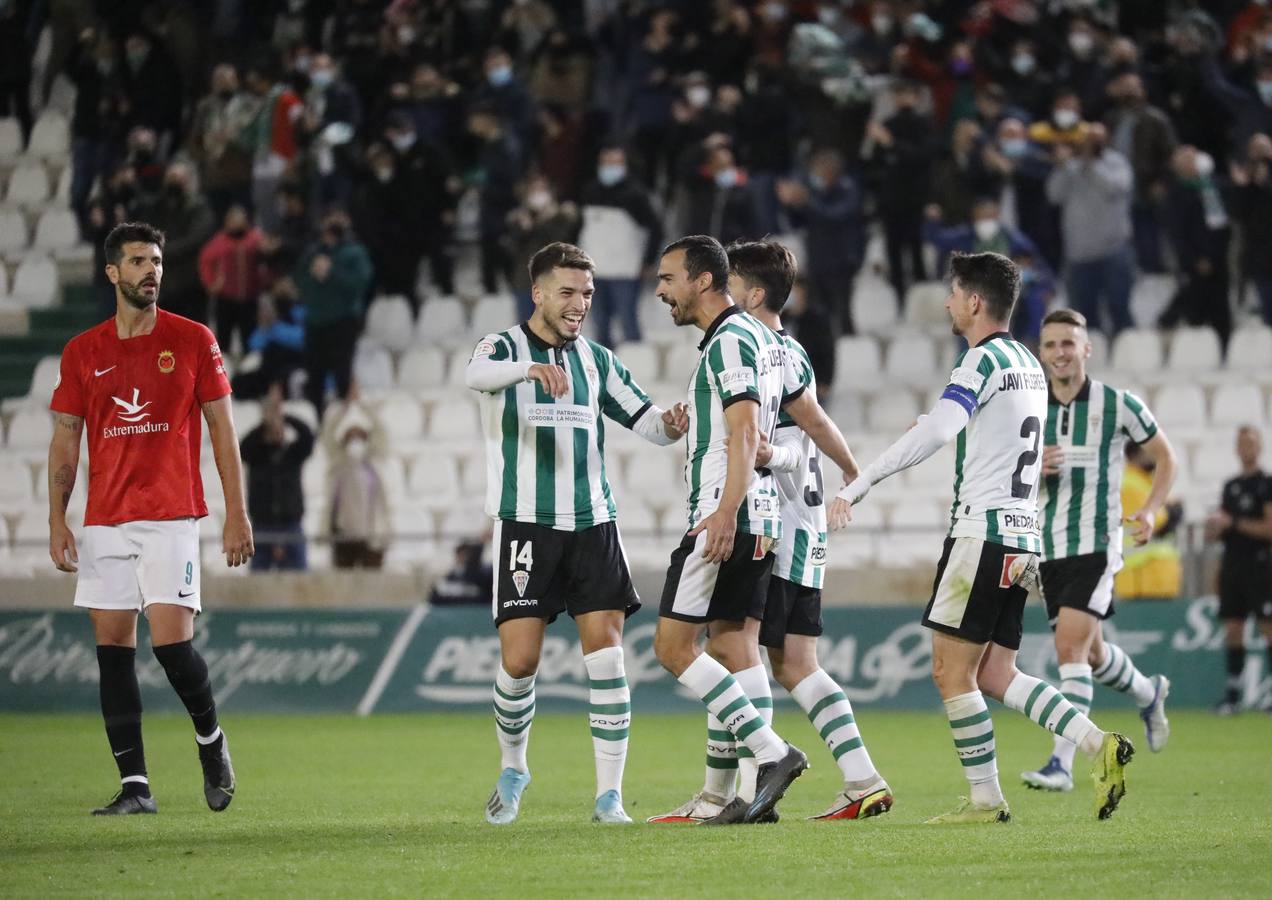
[707,729,734,742]
[702,676,735,706]
[497,720,532,735]
[494,684,532,703]
[734,716,763,742]
[1023,682,1047,718]
[959,749,995,767]
[1037,693,1062,726]
[706,756,739,770]
[818,713,856,741]
[736,747,754,759]
[752,696,774,710]
[590,726,629,741]
[589,677,627,690]
[589,702,630,716]
[1062,693,1091,706]
[1054,708,1077,736]
[948,710,990,729]
[493,701,534,719]
[831,737,864,760]
[1071,676,1093,687]
[716,696,750,723]
[953,732,992,748]
[807,691,848,722]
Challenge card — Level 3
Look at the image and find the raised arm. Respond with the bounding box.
[47,413,83,572]
[202,395,255,567]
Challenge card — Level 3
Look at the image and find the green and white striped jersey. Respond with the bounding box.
[682,307,793,538]
[471,324,653,531]
[1040,377,1158,561]
[772,332,826,588]
[944,332,1048,553]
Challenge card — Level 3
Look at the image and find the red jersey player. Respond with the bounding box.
[47,222,254,816]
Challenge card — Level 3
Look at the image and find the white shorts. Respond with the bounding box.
[73,518,202,613]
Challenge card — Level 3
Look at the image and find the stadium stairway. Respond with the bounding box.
[0,283,96,399]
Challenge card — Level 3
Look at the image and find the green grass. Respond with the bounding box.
[2,710,1270,897]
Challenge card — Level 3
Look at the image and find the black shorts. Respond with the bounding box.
[492,520,640,627]
[922,536,1037,651]
[659,531,774,624]
[1218,559,1272,620]
[759,576,823,649]
[1039,552,1117,626]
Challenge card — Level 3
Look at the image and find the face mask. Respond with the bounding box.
[950,58,972,77]
[973,219,1000,241]
[1012,54,1035,75]
[597,164,626,186]
[374,167,393,183]
[1258,81,1272,105]
[1053,108,1079,130]
[127,49,148,69]
[310,69,334,89]
[809,173,828,191]
[761,2,787,21]
[687,85,711,108]
[390,132,416,152]
[1195,152,1214,178]
[487,65,513,87]
[872,15,892,34]
[526,190,551,211]
[165,184,185,201]
[1068,32,1093,57]
[715,167,738,189]
[819,8,839,26]
[398,26,416,44]
[1001,138,1027,158]
[346,437,367,460]
[97,59,115,76]
[294,55,312,74]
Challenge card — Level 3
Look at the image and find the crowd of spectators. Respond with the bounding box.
[10,0,1272,402]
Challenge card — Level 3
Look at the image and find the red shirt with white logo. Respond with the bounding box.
[50,310,232,526]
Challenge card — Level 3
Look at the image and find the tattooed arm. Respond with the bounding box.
[202,395,255,567]
[47,412,83,572]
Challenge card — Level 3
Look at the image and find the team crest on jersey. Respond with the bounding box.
[157,350,175,373]
[512,570,530,597]
[474,340,497,359]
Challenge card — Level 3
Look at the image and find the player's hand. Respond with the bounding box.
[827,497,853,531]
[688,510,736,564]
[661,402,689,440]
[1042,445,1065,476]
[527,363,569,398]
[49,522,78,573]
[223,512,255,567]
[1125,508,1156,546]
[754,431,773,468]
[1204,510,1233,541]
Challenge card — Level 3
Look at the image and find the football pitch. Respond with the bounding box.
[3,710,1270,898]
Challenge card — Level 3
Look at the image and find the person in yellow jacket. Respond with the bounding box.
[1115,440,1183,599]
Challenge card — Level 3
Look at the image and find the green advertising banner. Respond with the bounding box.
[1,598,1265,713]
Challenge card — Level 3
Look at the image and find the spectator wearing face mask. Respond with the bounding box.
[681,137,757,247]
[979,118,1057,265]
[923,198,1051,287]
[120,30,184,156]
[1199,49,1272,152]
[199,205,267,357]
[471,46,539,154]
[1161,146,1233,347]
[322,399,391,570]
[1046,124,1135,336]
[1028,89,1091,150]
[300,53,363,209]
[65,27,131,224]
[1105,73,1178,274]
[625,9,684,187]
[504,175,581,321]
[1229,133,1272,326]
[999,39,1054,121]
[294,210,374,416]
[468,105,525,298]
[1055,17,1107,115]
[240,385,314,572]
[132,161,218,324]
[577,144,663,346]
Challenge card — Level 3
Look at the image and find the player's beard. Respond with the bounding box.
[119,278,159,310]
[546,309,583,345]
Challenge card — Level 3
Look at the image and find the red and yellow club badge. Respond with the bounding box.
[157,350,175,373]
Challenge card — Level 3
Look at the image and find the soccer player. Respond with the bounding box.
[47,222,253,816]
[1205,425,1272,714]
[830,252,1134,822]
[1022,309,1176,791]
[466,242,688,825]
[649,239,891,824]
[651,235,863,825]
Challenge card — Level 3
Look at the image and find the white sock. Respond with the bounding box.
[703,710,738,800]
[494,666,535,773]
[944,690,1002,808]
[1093,643,1156,707]
[1051,663,1093,771]
[584,646,630,799]
[677,653,785,765]
[733,665,772,803]
[791,668,879,786]
[1004,671,1103,756]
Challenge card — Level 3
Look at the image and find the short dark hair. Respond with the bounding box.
[1042,308,1088,329]
[948,251,1019,322]
[726,239,797,313]
[528,242,595,283]
[661,234,728,294]
[104,222,165,266]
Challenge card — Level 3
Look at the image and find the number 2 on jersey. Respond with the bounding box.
[1012,416,1041,499]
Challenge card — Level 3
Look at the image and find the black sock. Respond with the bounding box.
[1225,645,1246,703]
[97,645,149,794]
[153,640,220,743]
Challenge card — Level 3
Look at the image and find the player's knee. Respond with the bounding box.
[653,629,692,675]
[1054,635,1087,664]
[500,653,539,680]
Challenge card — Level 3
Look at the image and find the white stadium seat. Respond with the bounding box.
[1166,327,1222,374]
[5,407,54,450]
[397,347,449,391]
[1086,330,1109,370]
[416,296,467,344]
[883,334,936,386]
[28,111,70,160]
[866,389,920,432]
[10,254,58,308]
[376,392,425,442]
[281,399,320,435]
[834,335,883,391]
[470,295,516,339]
[427,397,479,440]
[1152,384,1207,433]
[406,454,459,506]
[0,207,27,257]
[55,165,72,204]
[0,462,33,510]
[1110,328,1163,374]
[6,162,50,209]
[230,399,262,437]
[22,355,61,407]
[1210,383,1265,429]
[902,281,950,332]
[0,118,22,160]
[613,341,661,384]
[435,504,487,541]
[32,208,80,255]
[1227,325,1272,374]
[363,295,414,354]
[851,276,900,335]
[352,340,394,394]
[1191,443,1235,484]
